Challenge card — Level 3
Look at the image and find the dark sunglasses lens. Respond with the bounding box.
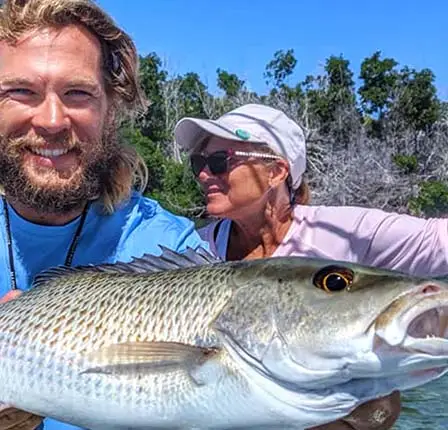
[208,152,229,175]
[191,151,229,176]
[190,154,206,176]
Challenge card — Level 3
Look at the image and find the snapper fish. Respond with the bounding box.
[0,247,447,429]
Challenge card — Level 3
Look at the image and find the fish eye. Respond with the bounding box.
[313,265,354,293]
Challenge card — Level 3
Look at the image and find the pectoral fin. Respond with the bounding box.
[81,341,219,381]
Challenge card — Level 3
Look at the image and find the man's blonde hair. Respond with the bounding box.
[0,0,149,213]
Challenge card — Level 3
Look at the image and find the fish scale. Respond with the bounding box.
[0,268,231,352]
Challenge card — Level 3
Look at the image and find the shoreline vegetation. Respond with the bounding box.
[122,49,448,220]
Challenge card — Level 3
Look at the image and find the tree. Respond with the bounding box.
[176,72,209,118]
[120,47,446,220]
[150,156,206,218]
[298,55,358,142]
[137,53,168,142]
[120,126,206,217]
[409,180,448,217]
[216,68,245,97]
[441,101,448,121]
[264,49,297,88]
[325,55,356,108]
[299,73,329,128]
[120,126,165,193]
[393,67,440,132]
[358,51,398,118]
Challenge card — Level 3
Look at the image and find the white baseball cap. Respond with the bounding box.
[174,103,307,190]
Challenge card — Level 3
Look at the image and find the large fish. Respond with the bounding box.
[0,247,447,430]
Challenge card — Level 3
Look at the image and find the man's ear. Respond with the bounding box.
[269,159,290,187]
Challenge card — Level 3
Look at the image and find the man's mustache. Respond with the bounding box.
[7,135,80,151]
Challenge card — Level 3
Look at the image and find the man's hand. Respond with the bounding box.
[0,290,22,304]
[308,391,401,430]
[0,405,43,430]
[0,291,44,430]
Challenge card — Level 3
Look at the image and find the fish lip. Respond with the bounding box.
[375,293,448,354]
[400,304,448,355]
[407,305,448,339]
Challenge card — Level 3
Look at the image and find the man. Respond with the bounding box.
[0,1,400,430]
[0,0,207,429]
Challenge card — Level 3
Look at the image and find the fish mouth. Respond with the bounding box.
[408,306,448,339]
[401,305,448,354]
[375,287,448,358]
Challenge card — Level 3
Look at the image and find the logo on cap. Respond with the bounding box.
[235,129,250,140]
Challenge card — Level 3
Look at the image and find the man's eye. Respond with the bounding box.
[65,89,92,98]
[7,88,35,97]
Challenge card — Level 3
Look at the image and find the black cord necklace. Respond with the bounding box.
[1,195,89,290]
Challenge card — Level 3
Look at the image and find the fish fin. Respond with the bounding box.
[31,246,222,288]
[158,245,222,267]
[80,341,219,381]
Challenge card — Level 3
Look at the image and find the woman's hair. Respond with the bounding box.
[293,180,310,205]
[0,0,149,213]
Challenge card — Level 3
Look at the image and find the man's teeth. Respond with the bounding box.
[31,148,69,157]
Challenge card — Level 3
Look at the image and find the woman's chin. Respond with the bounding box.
[206,201,232,218]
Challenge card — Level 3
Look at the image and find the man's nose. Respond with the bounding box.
[31,93,70,135]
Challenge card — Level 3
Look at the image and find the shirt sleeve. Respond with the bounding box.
[113,194,210,262]
[352,208,448,277]
[172,218,211,254]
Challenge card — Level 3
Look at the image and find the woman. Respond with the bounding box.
[174,103,448,429]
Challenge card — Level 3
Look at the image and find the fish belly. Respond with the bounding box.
[0,348,311,429]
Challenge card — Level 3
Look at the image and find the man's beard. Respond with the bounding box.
[0,126,121,215]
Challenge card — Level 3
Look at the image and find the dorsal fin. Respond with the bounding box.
[31,246,222,288]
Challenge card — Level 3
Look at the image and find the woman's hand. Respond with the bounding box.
[308,391,401,430]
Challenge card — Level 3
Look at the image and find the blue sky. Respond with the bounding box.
[97,0,447,99]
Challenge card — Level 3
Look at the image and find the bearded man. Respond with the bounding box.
[0,1,207,428]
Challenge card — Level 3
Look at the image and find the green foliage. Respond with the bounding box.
[121,126,205,217]
[264,49,297,87]
[325,55,356,103]
[358,53,440,137]
[119,126,166,192]
[217,68,245,97]
[137,53,168,142]
[394,67,440,131]
[176,72,209,118]
[149,158,205,217]
[122,46,446,219]
[299,74,328,126]
[441,102,448,120]
[359,51,398,116]
[393,154,418,174]
[297,55,358,141]
[409,181,448,217]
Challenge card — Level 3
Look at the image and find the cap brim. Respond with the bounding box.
[174,117,263,152]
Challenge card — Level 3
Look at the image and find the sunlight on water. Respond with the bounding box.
[393,374,448,429]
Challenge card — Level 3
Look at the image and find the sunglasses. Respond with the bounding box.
[190,149,282,177]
